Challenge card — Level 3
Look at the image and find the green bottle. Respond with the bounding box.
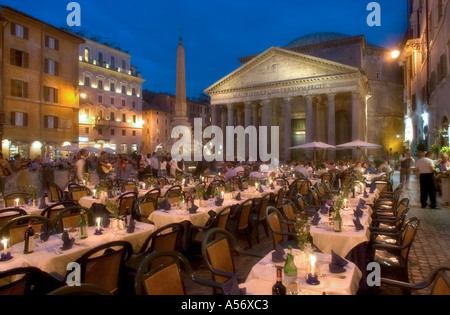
[79,211,88,239]
[333,209,342,233]
[283,246,297,276]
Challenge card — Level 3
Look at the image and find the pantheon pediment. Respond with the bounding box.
[205,46,361,95]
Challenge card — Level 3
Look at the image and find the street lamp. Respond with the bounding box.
[391,50,400,59]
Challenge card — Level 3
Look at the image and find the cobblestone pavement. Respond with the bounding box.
[7,169,450,295]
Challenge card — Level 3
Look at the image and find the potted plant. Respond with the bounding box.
[105,199,123,231]
[195,185,206,207]
[26,185,38,206]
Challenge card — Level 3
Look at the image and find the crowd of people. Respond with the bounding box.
[0,146,449,209]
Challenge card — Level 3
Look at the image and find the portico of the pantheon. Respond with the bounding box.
[204,33,404,162]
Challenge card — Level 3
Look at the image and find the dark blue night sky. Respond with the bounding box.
[1,0,408,98]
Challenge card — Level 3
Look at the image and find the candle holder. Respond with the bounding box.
[1,252,12,262]
[94,228,103,236]
[306,273,320,286]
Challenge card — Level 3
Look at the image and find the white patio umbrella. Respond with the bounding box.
[84,147,101,153]
[103,147,121,154]
[289,142,336,162]
[335,140,383,150]
[336,140,383,160]
[57,145,80,152]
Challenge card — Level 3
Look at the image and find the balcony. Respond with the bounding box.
[79,57,142,78]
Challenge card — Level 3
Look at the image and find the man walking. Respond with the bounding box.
[399,148,415,190]
[416,152,437,209]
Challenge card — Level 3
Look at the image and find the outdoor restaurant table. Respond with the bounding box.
[308,191,378,257]
[241,249,362,295]
[0,222,155,277]
[148,198,246,229]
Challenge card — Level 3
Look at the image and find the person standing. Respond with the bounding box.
[150,153,160,177]
[14,154,30,192]
[416,152,437,209]
[75,149,89,184]
[399,148,415,190]
[0,153,13,197]
[96,151,111,182]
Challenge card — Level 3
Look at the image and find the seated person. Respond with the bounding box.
[249,166,263,179]
[223,162,238,182]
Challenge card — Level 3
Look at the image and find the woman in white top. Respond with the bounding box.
[169,159,183,177]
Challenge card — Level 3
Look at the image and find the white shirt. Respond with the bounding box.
[416,157,435,174]
[75,156,86,182]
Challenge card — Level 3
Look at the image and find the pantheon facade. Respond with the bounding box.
[204,33,404,161]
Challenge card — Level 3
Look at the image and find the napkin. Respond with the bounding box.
[258,185,264,193]
[311,211,321,226]
[239,181,244,192]
[370,182,376,193]
[353,217,364,231]
[158,200,171,211]
[329,250,348,274]
[215,198,224,207]
[320,204,329,215]
[127,216,135,234]
[107,190,114,199]
[272,243,286,263]
[364,190,369,198]
[189,200,199,214]
[61,231,75,251]
[354,208,364,218]
[38,196,48,210]
[121,185,126,193]
[270,183,275,190]
[326,200,332,207]
[235,193,242,201]
[40,224,50,242]
[134,187,139,194]
[223,277,245,296]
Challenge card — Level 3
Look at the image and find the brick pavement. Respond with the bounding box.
[6,169,450,295]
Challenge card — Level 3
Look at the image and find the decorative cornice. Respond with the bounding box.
[80,62,145,83]
[205,46,360,94]
[368,79,403,88]
[207,72,360,96]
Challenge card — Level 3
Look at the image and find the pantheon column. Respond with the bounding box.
[244,102,252,128]
[252,103,259,128]
[221,106,227,159]
[305,95,314,160]
[327,94,336,160]
[283,98,292,162]
[352,92,361,159]
[211,105,219,127]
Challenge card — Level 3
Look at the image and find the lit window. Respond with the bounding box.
[84,48,90,61]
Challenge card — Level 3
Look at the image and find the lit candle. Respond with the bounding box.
[310,254,317,276]
[1,238,7,255]
[83,180,86,186]
[221,191,224,198]
[344,199,348,209]
[142,183,146,190]
[14,198,19,207]
[96,218,101,231]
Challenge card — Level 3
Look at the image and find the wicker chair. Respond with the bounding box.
[69,241,133,294]
[201,228,264,287]
[134,250,223,295]
[226,199,253,248]
[0,208,27,228]
[0,215,54,246]
[0,267,64,295]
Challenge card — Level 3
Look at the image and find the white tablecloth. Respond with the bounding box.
[1,222,155,276]
[148,198,245,229]
[243,249,362,295]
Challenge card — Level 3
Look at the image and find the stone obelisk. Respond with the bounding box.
[171,36,191,129]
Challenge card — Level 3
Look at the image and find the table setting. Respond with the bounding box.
[0,221,155,277]
[242,247,362,295]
